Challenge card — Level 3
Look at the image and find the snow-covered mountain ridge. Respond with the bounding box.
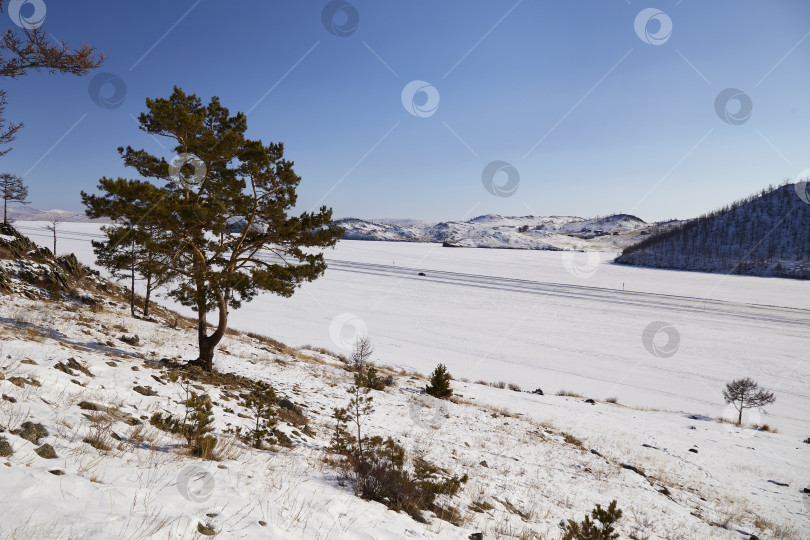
[337,213,674,251]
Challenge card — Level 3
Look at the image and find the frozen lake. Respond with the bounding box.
[16,221,810,437]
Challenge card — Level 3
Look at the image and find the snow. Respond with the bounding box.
[1,221,809,538]
[337,214,667,251]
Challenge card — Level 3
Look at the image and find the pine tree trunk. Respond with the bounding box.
[3,197,6,224]
[195,287,228,372]
[130,261,136,317]
[737,406,743,426]
[143,271,151,317]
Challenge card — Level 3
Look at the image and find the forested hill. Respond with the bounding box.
[615,183,810,279]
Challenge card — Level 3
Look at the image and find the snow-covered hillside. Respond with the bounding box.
[616,183,810,279]
[1,224,808,539]
[337,214,672,251]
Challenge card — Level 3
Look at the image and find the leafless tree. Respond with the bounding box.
[723,377,775,426]
[350,334,374,371]
[44,218,62,255]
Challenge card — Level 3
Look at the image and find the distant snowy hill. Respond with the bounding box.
[616,183,810,279]
[337,213,672,251]
[6,205,108,223]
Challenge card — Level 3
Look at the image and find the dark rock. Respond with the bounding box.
[689,448,698,453]
[621,463,646,477]
[584,399,595,404]
[120,334,140,346]
[49,469,64,476]
[469,534,484,540]
[35,444,57,459]
[0,437,12,457]
[479,460,488,467]
[590,449,603,457]
[20,359,37,365]
[133,386,157,397]
[768,480,789,487]
[197,523,216,536]
[106,361,117,367]
[19,422,48,444]
[2,394,16,403]
[530,388,543,395]
[258,521,267,527]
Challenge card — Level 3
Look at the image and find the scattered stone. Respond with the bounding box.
[584,398,595,404]
[802,487,810,494]
[804,437,810,444]
[0,438,12,457]
[205,513,218,518]
[7,376,40,388]
[196,523,216,536]
[689,448,698,453]
[106,361,117,367]
[641,443,658,449]
[66,358,93,376]
[749,535,760,540]
[258,521,267,527]
[18,422,48,444]
[133,386,157,397]
[34,444,57,459]
[78,401,140,426]
[469,534,483,540]
[530,388,543,395]
[2,394,16,403]
[479,460,488,468]
[20,359,37,365]
[621,463,646,477]
[131,366,139,371]
[590,449,603,457]
[48,469,64,476]
[768,480,789,487]
[120,334,140,346]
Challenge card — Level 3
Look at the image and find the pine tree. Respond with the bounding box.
[425,363,453,399]
[0,173,27,223]
[723,377,775,425]
[0,5,102,154]
[244,381,276,449]
[81,87,343,371]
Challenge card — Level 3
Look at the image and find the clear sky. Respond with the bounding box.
[2,0,809,222]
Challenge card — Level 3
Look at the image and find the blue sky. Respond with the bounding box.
[2,0,809,222]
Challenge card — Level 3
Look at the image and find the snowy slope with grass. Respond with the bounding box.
[2,222,809,538]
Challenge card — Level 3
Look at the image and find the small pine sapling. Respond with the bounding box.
[563,500,623,540]
[425,363,453,399]
[244,381,277,448]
